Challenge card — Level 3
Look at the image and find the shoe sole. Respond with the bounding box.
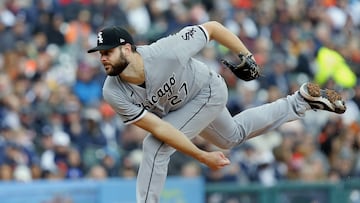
[300,83,346,114]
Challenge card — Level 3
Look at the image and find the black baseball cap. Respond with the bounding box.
[87,26,134,53]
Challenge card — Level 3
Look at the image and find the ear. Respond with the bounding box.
[120,43,132,54]
[124,43,133,50]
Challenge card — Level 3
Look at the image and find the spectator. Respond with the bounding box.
[100,151,119,177]
[102,0,129,28]
[98,100,123,148]
[87,164,107,180]
[40,130,71,178]
[0,164,13,181]
[65,147,84,179]
[181,161,202,178]
[45,13,66,46]
[122,0,151,35]
[72,61,104,106]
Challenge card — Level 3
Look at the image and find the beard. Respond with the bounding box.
[105,51,129,76]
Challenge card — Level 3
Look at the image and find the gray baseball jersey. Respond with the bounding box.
[103,25,212,124]
[102,25,310,203]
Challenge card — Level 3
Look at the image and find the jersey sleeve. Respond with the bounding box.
[149,25,209,65]
[102,79,147,125]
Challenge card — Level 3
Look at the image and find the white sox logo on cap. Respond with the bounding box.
[87,26,134,53]
[98,32,104,44]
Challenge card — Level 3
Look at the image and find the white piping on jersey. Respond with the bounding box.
[124,109,148,125]
[198,25,210,43]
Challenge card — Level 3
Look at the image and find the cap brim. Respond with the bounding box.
[87,44,119,53]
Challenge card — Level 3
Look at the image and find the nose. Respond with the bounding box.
[100,55,107,62]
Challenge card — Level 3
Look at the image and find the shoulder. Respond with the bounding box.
[103,76,117,88]
[102,76,123,96]
[149,25,208,47]
[165,25,209,42]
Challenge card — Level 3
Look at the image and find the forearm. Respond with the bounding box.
[202,21,251,55]
[134,113,207,163]
[152,122,207,162]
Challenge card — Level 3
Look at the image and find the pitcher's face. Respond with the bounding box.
[100,46,129,76]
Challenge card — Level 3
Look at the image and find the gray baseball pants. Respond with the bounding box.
[136,72,309,203]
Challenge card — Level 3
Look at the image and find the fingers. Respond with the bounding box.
[219,153,230,165]
[201,151,232,170]
[220,158,230,166]
[209,151,231,170]
[211,160,230,170]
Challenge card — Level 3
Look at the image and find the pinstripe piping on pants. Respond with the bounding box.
[144,84,212,202]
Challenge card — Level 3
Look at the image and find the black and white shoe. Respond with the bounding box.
[299,82,346,114]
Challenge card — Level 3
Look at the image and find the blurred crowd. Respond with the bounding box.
[0,0,360,190]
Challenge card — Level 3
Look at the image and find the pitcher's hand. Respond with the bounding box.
[199,151,230,170]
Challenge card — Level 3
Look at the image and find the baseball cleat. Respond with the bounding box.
[299,82,346,114]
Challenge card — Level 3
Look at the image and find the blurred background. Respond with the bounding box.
[0,0,360,202]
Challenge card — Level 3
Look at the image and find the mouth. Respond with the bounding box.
[103,64,111,70]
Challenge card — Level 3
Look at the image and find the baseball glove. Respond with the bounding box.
[221,53,261,81]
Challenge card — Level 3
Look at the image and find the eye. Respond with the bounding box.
[99,50,110,56]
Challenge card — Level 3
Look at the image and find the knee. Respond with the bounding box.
[142,135,176,158]
[142,135,160,154]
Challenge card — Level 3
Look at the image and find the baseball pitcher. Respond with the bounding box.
[87,21,346,203]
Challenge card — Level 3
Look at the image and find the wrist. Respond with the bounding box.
[195,150,208,163]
